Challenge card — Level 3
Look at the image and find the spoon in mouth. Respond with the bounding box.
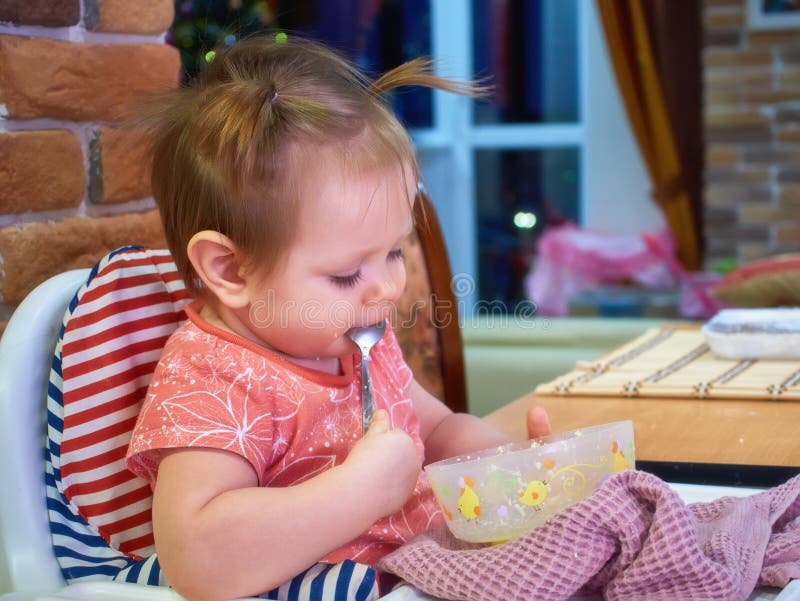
[346,320,387,435]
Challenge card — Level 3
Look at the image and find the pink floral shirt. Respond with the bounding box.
[126,302,444,565]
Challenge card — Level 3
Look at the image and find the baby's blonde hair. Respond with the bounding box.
[140,36,483,295]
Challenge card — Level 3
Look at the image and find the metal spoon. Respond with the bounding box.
[346,320,387,435]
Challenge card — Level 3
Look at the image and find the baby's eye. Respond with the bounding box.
[330,270,363,289]
[388,248,404,261]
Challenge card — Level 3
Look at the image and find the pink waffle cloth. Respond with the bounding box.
[379,470,800,601]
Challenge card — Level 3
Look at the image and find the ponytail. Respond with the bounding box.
[370,57,491,99]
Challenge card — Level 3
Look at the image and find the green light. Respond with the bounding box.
[204,50,216,63]
[275,31,288,44]
[513,211,537,229]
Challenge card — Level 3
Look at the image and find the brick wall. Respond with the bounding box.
[0,0,177,335]
[704,0,800,267]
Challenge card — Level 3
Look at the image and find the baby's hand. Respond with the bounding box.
[345,410,421,517]
[527,406,553,439]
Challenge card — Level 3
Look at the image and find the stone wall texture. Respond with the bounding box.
[0,0,175,336]
[704,0,800,265]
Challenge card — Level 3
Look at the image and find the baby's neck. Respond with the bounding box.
[199,303,343,376]
[285,355,342,375]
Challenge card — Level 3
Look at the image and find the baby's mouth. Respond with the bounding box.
[361,304,395,328]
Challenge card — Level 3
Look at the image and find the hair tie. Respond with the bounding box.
[262,86,279,117]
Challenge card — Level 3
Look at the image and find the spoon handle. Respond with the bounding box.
[361,356,374,435]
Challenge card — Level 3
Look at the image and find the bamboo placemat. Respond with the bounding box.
[535,325,800,401]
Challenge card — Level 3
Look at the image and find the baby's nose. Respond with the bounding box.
[364,272,404,316]
[367,278,399,309]
[379,274,400,299]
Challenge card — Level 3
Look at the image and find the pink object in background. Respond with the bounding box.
[525,224,676,316]
[641,232,727,319]
[678,271,727,319]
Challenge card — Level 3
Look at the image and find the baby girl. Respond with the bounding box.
[126,36,551,601]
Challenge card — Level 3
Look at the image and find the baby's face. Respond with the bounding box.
[241,160,416,359]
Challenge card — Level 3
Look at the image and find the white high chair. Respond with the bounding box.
[0,269,90,600]
[0,268,182,601]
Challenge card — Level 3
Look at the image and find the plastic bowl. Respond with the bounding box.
[424,420,635,543]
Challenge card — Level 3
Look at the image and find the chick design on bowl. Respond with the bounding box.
[519,480,548,509]
[612,441,629,473]
[425,420,635,543]
[457,476,481,519]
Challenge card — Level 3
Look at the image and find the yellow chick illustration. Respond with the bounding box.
[457,476,481,520]
[519,480,548,509]
[611,441,629,473]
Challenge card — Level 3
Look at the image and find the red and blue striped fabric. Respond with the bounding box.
[44,246,380,599]
[46,247,187,583]
[55,247,189,559]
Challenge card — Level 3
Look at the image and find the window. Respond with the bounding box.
[472,1,578,125]
[266,0,434,128]
[170,0,594,314]
[412,0,585,313]
[475,148,579,307]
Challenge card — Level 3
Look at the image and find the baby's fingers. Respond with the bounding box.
[526,406,552,439]
[365,409,390,435]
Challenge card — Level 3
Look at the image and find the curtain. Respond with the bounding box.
[596,0,702,270]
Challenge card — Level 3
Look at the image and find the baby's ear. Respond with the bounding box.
[187,231,250,309]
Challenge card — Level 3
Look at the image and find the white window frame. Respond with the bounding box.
[409,0,590,312]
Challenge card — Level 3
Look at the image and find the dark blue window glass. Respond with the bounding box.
[280,0,432,128]
[476,148,580,308]
[472,0,578,124]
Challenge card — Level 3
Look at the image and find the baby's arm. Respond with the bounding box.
[411,379,552,465]
[152,410,417,601]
